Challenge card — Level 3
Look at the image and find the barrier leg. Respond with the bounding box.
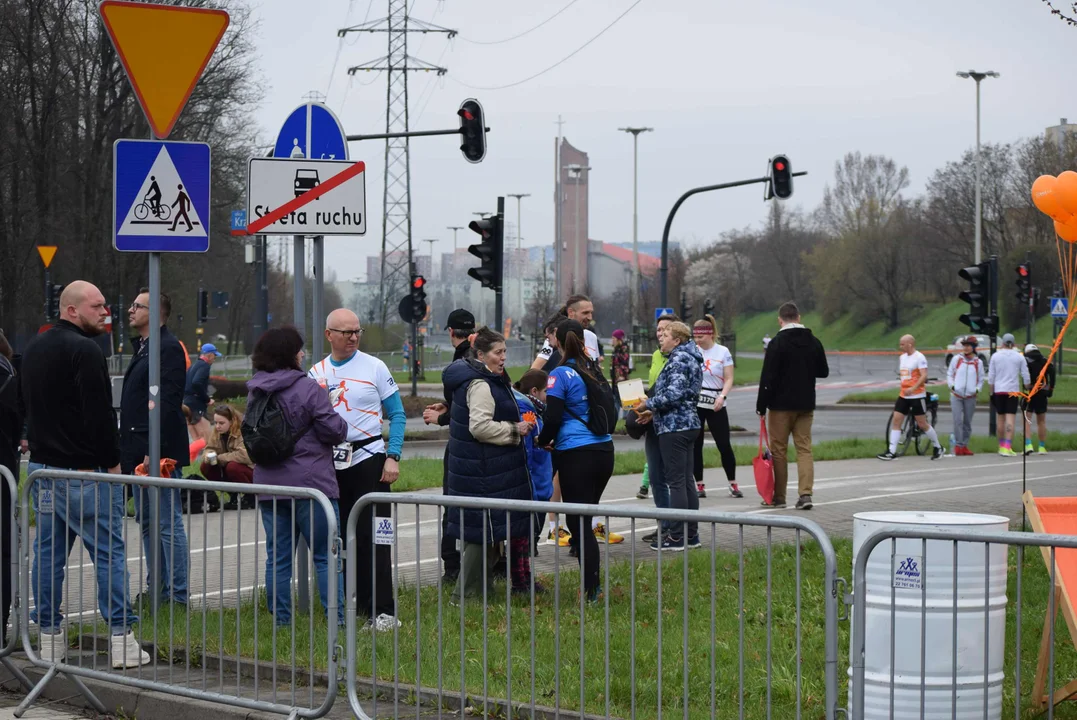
[13,665,57,717]
[0,656,32,692]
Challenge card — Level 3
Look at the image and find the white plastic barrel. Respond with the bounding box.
[850,511,1009,720]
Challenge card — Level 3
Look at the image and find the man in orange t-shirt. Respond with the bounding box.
[878,334,943,461]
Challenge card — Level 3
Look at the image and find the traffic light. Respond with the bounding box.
[680,291,692,323]
[197,290,209,323]
[768,155,793,200]
[46,283,63,320]
[1015,262,1031,304]
[467,210,503,290]
[703,297,715,318]
[410,275,427,323]
[959,261,997,335]
[458,98,487,164]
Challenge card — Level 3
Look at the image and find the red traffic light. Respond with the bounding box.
[774,161,786,171]
[1017,265,1029,277]
[412,276,426,289]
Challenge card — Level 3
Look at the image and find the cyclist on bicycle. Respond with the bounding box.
[878,334,943,461]
[145,176,162,216]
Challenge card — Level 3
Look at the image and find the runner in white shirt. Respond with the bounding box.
[531,295,600,368]
[310,308,407,631]
[878,334,943,461]
[986,333,1031,457]
[692,315,741,499]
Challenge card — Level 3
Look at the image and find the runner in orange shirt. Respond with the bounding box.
[878,334,943,461]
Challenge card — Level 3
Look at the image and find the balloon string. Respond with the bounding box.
[1016,290,1074,402]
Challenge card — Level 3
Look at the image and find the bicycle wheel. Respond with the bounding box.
[134,202,149,220]
[899,415,915,457]
[156,204,171,221]
[914,418,929,456]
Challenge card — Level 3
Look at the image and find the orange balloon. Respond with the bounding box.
[1033,175,1074,223]
[1055,219,1077,243]
[1058,171,1077,215]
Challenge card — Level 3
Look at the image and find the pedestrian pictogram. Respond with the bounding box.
[99,1,229,139]
[114,139,211,252]
[1051,297,1069,318]
[36,246,57,269]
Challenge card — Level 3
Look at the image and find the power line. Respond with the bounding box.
[457,0,581,45]
[450,0,644,91]
[328,0,376,103]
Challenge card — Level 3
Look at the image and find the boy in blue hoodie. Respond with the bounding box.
[513,370,554,557]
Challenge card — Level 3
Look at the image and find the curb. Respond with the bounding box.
[822,402,1077,414]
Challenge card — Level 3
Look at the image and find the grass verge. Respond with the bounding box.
[77,538,1077,719]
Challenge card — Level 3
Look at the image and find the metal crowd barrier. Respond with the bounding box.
[850,525,1077,720]
[344,492,842,720]
[0,467,30,692]
[15,468,341,719]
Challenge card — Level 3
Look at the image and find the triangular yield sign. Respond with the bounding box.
[36,246,57,268]
[99,1,229,139]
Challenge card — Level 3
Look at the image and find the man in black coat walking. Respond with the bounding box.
[756,302,829,511]
[121,287,190,605]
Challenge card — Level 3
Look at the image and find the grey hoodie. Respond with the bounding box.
[245,369,347,499]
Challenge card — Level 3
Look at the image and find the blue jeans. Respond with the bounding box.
[133,470,189,605]
[645,430,670,531]
[260,499,344,626]
[29,464,138,634]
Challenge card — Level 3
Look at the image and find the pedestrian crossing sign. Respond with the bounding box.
[1051,297,1069,318]
[113,139,211,253]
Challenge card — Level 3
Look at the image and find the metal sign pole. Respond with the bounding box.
[147,250,162,618]
[293,235,310,615]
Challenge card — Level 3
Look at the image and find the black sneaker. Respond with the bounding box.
[761,499,786,508]
[931,445,944,461]
[651,535,686,552]
[641,529,659,543]
[685,535,702,549]
[636,485,649,499]
[877,451,897,461]
[795,495,813,510]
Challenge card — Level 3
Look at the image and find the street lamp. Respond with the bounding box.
[508,193,530,325]
[956,70,1000,264]
[446,226,463,252]
[566,164,590,294]
[618,126,653,327]
[422,238,437,281]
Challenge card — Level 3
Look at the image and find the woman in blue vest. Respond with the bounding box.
[535,319,615,602]
[443,327,536,597]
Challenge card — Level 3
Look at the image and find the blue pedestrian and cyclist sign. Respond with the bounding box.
[654,307,676,321]
[1051,297,1069,318]
[113,139,211,252]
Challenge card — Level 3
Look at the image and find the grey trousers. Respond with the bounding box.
[951,396,976,447]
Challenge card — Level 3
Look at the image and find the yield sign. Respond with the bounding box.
[99,1,229,138]
[36,246,57,268]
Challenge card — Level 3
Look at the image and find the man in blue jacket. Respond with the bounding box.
[121,287,190,606]
[184,343,221,439]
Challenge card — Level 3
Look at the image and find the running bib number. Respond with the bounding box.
[697,390,719,409]
[332,444,353,470]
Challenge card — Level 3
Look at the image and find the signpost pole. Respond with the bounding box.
[313,236,324,359]
[292,234,310,615]
[147,248,162,619]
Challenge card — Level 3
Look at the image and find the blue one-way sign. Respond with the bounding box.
[113,139,211,252]
[1050,297,1069,318]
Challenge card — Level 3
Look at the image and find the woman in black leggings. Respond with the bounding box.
[535,319,615,601]
[692,316,741,498]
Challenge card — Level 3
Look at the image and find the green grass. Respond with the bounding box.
[736,302,1077,353]
[68,538,1077,719]
[840,375,1077,406]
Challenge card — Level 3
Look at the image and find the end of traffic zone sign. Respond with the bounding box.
[245,159,366,236]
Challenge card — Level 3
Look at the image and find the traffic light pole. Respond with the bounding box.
[659,171,807,307]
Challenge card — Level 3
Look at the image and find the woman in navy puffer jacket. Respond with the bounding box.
[636,321,703,551]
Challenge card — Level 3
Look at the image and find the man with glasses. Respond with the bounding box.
[121,287,191,607]
[21,281,150,667]
[310,308,406,632]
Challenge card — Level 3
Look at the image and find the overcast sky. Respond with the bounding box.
[246,0,1074,282]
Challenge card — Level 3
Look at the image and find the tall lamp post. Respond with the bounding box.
[507,193,530,327]
[566,164,591,294]
[956,70,999,264]
[618,126,652,328]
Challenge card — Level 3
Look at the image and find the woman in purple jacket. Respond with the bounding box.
[246,327,347,626]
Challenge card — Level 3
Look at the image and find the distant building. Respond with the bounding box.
[587,242,660,299]
[557,138,590,298]
[1046,118,1077,148]
[366,252,430,283]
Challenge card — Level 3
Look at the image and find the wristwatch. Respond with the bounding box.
[387,452,401,462]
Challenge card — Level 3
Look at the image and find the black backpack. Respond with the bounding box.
[241,388,308,466]
[565,361,619,436]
